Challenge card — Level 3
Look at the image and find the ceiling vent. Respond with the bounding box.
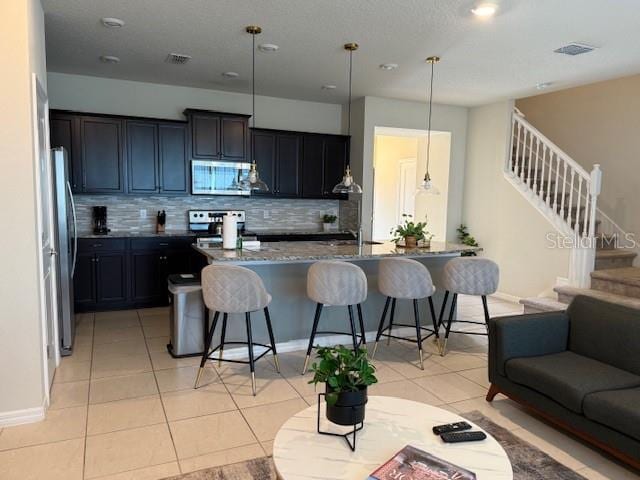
[554,43,596,56]
[165,53,192,64]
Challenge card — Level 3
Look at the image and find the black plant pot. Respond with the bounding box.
[325,385,368,426]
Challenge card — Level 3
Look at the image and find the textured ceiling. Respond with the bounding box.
[42,0,640,106]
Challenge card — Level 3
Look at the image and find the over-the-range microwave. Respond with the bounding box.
[191,160,251,195]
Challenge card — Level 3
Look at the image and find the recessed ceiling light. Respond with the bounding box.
[321,84,337,90]
[536,82,553,90]
[258,43,279,53]
[101,17,125,28]
[379,63,399,71]
[99,55,120,64]
[471,3,498,17]
[222,71,239,79]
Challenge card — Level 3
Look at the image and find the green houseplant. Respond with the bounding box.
[309,345,377,425]
[457,224,479,256]
[322,214,338,232]
[391,214,433,248]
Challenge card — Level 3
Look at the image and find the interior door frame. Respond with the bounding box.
[32,73,59,406]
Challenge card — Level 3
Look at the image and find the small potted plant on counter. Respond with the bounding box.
[309,345,377,426]
[322,214,338,232]
[391,214,433,248]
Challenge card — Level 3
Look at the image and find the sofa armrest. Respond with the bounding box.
[488,312,569,379]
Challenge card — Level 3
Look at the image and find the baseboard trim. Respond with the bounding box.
[0,405,46,427]
[492,291,521,304]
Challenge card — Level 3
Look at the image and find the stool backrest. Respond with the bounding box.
[442,257,499,295]
[201,264,270,313]
[307,260,367,306]
[379,257,435,299]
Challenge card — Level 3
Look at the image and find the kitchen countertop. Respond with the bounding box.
[78,230,194,239]
[194,240,480,265]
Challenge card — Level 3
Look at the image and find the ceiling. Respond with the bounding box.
[42,0,640,107]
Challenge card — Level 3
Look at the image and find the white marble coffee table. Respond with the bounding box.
[273,396,512,480]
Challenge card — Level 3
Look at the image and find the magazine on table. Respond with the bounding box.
[368,445,477,480]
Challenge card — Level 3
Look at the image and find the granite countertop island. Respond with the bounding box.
[194,240,480,265]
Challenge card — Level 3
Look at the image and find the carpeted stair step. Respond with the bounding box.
[519,297,568,314]
[554,284,640,310]
[595,249,637,270]
[590,267,640,298]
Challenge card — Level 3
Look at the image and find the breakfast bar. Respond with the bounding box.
[193,240,480,346]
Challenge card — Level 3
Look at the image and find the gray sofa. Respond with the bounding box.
[487,295,640,469]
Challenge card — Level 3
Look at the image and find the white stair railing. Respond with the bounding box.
[505,109,603,287]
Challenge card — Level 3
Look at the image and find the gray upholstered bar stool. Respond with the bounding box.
[195,264,279,395]
[438,257,499,356]
[301,260,368,374]
[371,257,439,369]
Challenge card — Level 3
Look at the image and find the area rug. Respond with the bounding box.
[164,410,586,479]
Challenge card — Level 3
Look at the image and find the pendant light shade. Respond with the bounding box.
[416,56,441,197]
[332,42,362,195]
[241,25,269,192]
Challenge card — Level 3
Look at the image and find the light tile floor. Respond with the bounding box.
[0,295,638,479]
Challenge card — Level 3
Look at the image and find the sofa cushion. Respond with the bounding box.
[567,295,640,375]
[505,351,640,413]
[584,388,640,441]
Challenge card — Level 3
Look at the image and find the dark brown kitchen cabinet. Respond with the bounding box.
[50,113,82,192]
[130,251,165,304]
[185,109,250,162]
[158,123,189,194]
[251,130,276,192]
[95,252,128,304]
[80,116,126,193]
[251,129,302,197]
[73,253,96,309]
[301,134,349,199]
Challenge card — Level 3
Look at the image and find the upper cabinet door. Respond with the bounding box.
[158,123,188,194]
[80,117,125,193]
[50,113,82,192]
[191,114,220,159]
[301,135,325,197]
[251,130,276,195]
[221,117,248,160]
[126,121,158,193]
[323,136,349,199]
[275,134,302,197]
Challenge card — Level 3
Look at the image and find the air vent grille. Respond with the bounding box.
[554,43,596,56]
[166,53,192,64]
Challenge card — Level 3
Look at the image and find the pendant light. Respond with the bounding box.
[416,56,441,196]
[241,25,269,192]
[332,43,362,194]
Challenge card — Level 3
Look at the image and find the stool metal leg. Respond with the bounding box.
[428,296,439,339]
[437,291,450,330]
[357,304,366,347]
[264,307,280,373]
[481,295,490,333]
[195,309,219,389]
[440,293,458,356]
[347,305,359,352]
[245,312,257,396]
[218,313,228,368]
[302,303,323,374]
[387,298,397,346]
[372,296,391,359]
[413,299,424,370]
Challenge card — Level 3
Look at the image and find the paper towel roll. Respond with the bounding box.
[222,215,238,250]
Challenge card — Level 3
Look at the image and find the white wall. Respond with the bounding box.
[350,96,467,242]
[462,101,570,298]
[0,0,47,418]
[47,73,343,134]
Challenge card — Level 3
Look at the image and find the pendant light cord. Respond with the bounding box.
[252,32,256,130]
[348,49,353,137]
[425,59,435,176]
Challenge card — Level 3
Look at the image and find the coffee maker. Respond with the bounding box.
[92,206,109,235]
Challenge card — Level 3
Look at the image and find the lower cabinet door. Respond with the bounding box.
[131,251,165,304]
[95,252,128,304]
[73,253,96,310]
[166,249,192,276]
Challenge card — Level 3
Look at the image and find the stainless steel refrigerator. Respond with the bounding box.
[51,147,78,355]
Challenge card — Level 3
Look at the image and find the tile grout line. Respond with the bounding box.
[82,312,96,480]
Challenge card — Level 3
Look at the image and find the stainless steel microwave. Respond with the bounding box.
[191,160,251,195]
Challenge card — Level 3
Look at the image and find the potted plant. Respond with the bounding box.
[391,214,433,248]
[457,224,479,256]
[322,214,338,232]
[309,345,377,426]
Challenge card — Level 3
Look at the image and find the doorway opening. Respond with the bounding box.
[372,127,451,242]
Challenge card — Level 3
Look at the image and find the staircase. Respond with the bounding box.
[503,109,638,313]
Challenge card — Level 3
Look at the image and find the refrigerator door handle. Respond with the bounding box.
[67,181,78,278]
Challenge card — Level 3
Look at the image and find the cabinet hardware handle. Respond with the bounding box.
[95,258,100,263]
[159,242,169,246]
[93,243,102,247]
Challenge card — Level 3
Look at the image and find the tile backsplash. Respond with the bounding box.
[75,195,350,234]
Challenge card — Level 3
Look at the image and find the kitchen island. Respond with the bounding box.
[193,240,480,349]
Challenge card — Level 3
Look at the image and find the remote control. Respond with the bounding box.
[432,421,472,435]
[440,431,487,443]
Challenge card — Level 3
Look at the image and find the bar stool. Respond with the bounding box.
[194,264,279,395]
[438,257,499,356]
[371,257,439,369]
[301,260,368,374]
